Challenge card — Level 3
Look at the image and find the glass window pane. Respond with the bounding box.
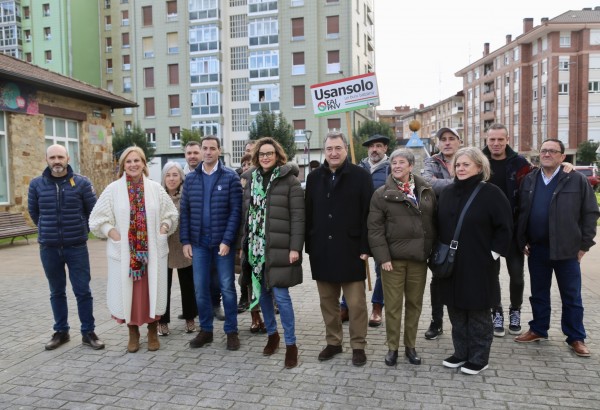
[45,117,53,135]
[67,121,78,138]
[55,119,66,137]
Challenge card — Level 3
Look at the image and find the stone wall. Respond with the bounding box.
[2,91,115,221]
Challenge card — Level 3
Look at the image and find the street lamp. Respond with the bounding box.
[304,129,312,179]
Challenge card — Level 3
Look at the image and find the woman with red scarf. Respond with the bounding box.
[90,147,178,353]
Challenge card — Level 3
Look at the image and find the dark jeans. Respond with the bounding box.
[527,245,586,343]
[210,265,221,308]
[40,244,95,334]
[161,266,197,324]
[341,263,384,309]
[447,306,493,366]
[494,238,525,310]
[429,275,445,325]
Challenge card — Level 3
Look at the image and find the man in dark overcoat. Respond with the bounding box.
[305,132,374,366]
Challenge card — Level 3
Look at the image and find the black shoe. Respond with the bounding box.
[442,355,467,368]
[226,332,241,351]
[45,331,70,351]
[508,306,522,335]
[82,331,105,350]
[189,330,213,348]
[404,347,421,365]
[318,344,343,361]
[424,321,443,340]
[384,350,398,366]
[460,361,489,375]
[352,349,367,366]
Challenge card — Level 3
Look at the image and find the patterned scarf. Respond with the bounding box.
[247,167,279,309]
[393,173,418,207]
[127,175,148,281]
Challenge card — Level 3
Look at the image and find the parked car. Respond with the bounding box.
[574,166,599,191]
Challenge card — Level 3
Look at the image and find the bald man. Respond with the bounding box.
[28,145,104,351]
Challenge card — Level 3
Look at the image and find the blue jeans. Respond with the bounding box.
[260,281,296,345]
[192,236,237,334]
[40,244,95,334]
[341,263,383,309]
[527,245,586,343]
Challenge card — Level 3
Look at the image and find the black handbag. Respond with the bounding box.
[428,182,484,279]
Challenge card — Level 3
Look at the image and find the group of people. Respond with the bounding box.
[29,123,598,375]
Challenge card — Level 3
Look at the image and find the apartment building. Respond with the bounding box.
[101,0,375,170]
[417,92,464,142]
[0,0,101,87]
[456,7,600,159]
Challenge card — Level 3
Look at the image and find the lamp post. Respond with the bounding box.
[304,129,312,179]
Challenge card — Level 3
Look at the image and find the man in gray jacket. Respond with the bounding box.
[515,139,599,357]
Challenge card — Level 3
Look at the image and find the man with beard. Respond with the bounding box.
[28,144,103,351]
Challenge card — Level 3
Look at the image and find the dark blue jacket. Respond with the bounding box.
[180,162,242,248]
[358,157,390,190]
[27,165,96,246]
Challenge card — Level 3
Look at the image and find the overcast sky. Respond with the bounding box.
[374,1,596,110]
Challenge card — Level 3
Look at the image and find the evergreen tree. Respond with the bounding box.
[112,125,155,161]
[248,110,296,160]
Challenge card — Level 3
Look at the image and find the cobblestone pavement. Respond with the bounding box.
[0,237,598,409]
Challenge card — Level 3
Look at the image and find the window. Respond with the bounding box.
[105,15,112,30]
[43,3,50,16]
[589,81,600,93]
[533,88,538,100]
[249,84,279,113]
[106,37,112,52]
[541,85,546,97]
[513,47,519,61]
[122,32,130,48]
[146,128,156,147]
[167,32,179,53]
[230,14,248,38]
[505,73,510,86]
[142,6,152,26]
[143,37,154,58]
[559,58,570,71]
[190,56,220,84]
[231,78,249,101]
[513,90,519,103]
[591,29,600,45]
[123,77,131,92]
[122,54,130,70]
[293,85,306,107]
[144,97,155,117]
[106,80,113,91]
[560,32,571,48]
[291,17,304,40]
[168,64,179,85]
[23,6,30,19]
[232,108,250,131]
[248,0,278,13]
[0,113,8,204]
[249,50,279,79]
[144,67,154,87]
[249,17,278,46]
[24,29,31,42]
[121,10,129,26]
[327,118,341,131]
[292,52,305,75]
[327,50,340,74]
[170,126,181,148]
[189,24,218,52]
[192,120,220,138]
[231,46,248,70]
[25,53,32,63]
[232,139,247,164]
[169,95,181,115]
[166,0,178,20]
[293,120,307,144]
[44,117,80,173]
[43,27,51,40]
[326,15,339,39]
[104,0,111,8]
[45,50,52,62]
[191,88,220,116]
[189,0,218,20]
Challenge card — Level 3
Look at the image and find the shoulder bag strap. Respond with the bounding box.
[450,181,485,249]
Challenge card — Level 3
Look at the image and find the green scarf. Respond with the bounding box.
[247,167,279,309]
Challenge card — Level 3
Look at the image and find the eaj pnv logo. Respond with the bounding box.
[317,101,327,111]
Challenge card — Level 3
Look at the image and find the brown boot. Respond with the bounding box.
[127,325,140,353]
[284,344,298,369]
[263,332,280,356]
[147,321,160,351]
[368,303,383,327]
[250,310,266,333]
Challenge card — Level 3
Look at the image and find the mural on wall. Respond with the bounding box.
[0,80,39,115]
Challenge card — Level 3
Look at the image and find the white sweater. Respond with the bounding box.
[89,175,178,323]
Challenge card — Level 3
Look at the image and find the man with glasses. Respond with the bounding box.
[515,139,599,357]
[305,132,374,366]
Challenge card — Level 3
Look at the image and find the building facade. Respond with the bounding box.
[456,8,600,159]
[100,0,376,171]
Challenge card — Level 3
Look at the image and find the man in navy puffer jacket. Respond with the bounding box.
[28,145,103,351]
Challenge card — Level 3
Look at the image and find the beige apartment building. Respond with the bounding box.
[101,0,375,173]
[456,7,600,159]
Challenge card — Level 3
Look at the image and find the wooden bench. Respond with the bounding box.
[0,212,38,244]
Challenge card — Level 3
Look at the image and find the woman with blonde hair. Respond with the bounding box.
[90,146,178,352]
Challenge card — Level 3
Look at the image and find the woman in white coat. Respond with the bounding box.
[89,146,178,353]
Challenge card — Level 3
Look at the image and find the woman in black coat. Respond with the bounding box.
[437,147,512,375]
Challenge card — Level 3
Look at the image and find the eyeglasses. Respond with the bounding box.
[539,149,562,155]
[258,151,275,159]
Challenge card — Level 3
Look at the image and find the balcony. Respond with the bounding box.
[451,106,463,115]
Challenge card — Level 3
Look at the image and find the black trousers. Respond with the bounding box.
[447,306,493,366]
[161,266,197,323]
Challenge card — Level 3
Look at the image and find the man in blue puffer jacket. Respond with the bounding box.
[28,144,103,351]
[180,136,243,351]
